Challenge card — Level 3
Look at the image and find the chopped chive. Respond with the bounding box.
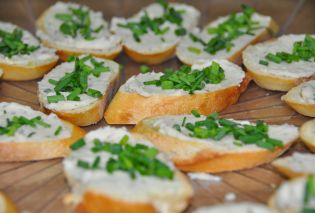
[191,109,201,117]
[259,60,269,66]
[119,135,129,145]
[91,156,101,169]
[86,88,102,98]
[77,160,90,169]
[67,88,81,101]
[48,79,58,85]
[27,132,35,138]
[54,126,62,136]
[181,117,187,126]
[70,138,86,150]
[173,124,181,132]
[47,95,65,103]
[139,65,150,74]
[188,46,201,54]
[175,27,186,36]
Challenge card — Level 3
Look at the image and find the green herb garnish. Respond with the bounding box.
[54,126,62,136]
[0,28,39,58]
[70,138,86,150]
[188,46,201,54]
[47,55,109,103]
[117,0,186,42]
[259,60,269,66]
[0,116,50,136]
[143,61,225,94]
[189,5,260,55]
[263,35,315,65]
[173,112,284,150]
[55,6,103,40]
[303,176,315,212]
[139,65,151,74]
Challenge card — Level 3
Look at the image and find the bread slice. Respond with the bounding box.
[193,202,274,213]
[243,35,315,91]
[104,59,251,125]
[133,114,299,173]
[268,177,315,212]
[0,21,58,81]
[0,102,85,162]
[38,55,120,126]
[281,80,315,117]
[36,2,122,61]
[300,119,315,153]
[272,152,315,179]
[0,191,18,213]
[63,126,193,213]
[176,9,278,66]
[111,2,200,64]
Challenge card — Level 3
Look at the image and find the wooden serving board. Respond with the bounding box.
[0,0,314,212]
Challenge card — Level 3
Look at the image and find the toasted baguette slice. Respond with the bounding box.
[0,192,18,213]
[269,177,315,212]
[243,35,315,91]
[133,114,299,173]
[111,2,200,64]
[281,80,315,117]
[38,56,119,126]
[36,2,122,61]
[300,119,315,153]
[104,59,251,124]
[272,152,315,179]
[193,203,274,213]
[176,10,278,66]
[0,21,58,81]
[63,126,193,213]
[0,102,85,162]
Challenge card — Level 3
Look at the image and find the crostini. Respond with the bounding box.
[243,34,315,91]
[176,5,278,65]
[37,2,122,61]
[0,191,18,213]
[272,152,315,179]
[133,112,299,173]
[269,176,315,212]
[0,21,58,81]
[300,119,315,153]
[38,55,119,126]
[63,126,193,213]
[282,80,315,117]
[0,102,85,162]
[104,59,251,124]
[111,0,200,64]
[193,203,274,213]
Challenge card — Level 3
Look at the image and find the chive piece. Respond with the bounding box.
[161,81,174,89]
[181,117,187,126]
[77,160,90,169]
[175,27,186,36]
[259,60,269,66]
[70,138,86,150]
[67,88,81,101]
[54,126,62,136]
[91,156,101,169]
[265,53,282,63]
[86,88,102,98]
[47,95,65,103]
[27,132,35,138]
[173,124,181,131]
[119,135,129,145]
[139,65,150,74]
[191,109,201,117]
[188,46,201,54]
[48,79,58,85]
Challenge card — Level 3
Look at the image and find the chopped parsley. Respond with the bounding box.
[173,111,284,151]
[55,6,103,40]
[0,28,39,58]
[117,0,186,42]
[263,35,315,65]
[0,116,51,136]
[189,5,260,55]
[143,61,225,94]
[303,176,315,212]
[47,55,109,103]
[76,135,174,180]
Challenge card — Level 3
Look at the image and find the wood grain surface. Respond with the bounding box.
[0,0,314,212]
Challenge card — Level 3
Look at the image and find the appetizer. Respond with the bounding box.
[105,59,250,124]
[176,5,278,65]
[133,112,299,172]
[300,119,315,153]
[38,55,119,126]
[0,21,58,81]
[63,127,193,213]
[37,2,122,61]
[243,34,315,91]
[111,0,200,64]
[0,102,85,162]
[193,203,274,213]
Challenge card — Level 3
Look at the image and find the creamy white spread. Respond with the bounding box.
[63,126,189,213]
[274,152,315,173]
[194,203,273,213]
[300,80,315,104]
[37,2,121,53]
[243,34,315,78]
[187,172,222,182]
[38,56,119,111]
[224,192,236,202]
[0,102,71,142]
[111,3,200,54]
[144,115,298,152]
[121,59,245,96]
[177,13,271,64]
[0,21,57,66]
